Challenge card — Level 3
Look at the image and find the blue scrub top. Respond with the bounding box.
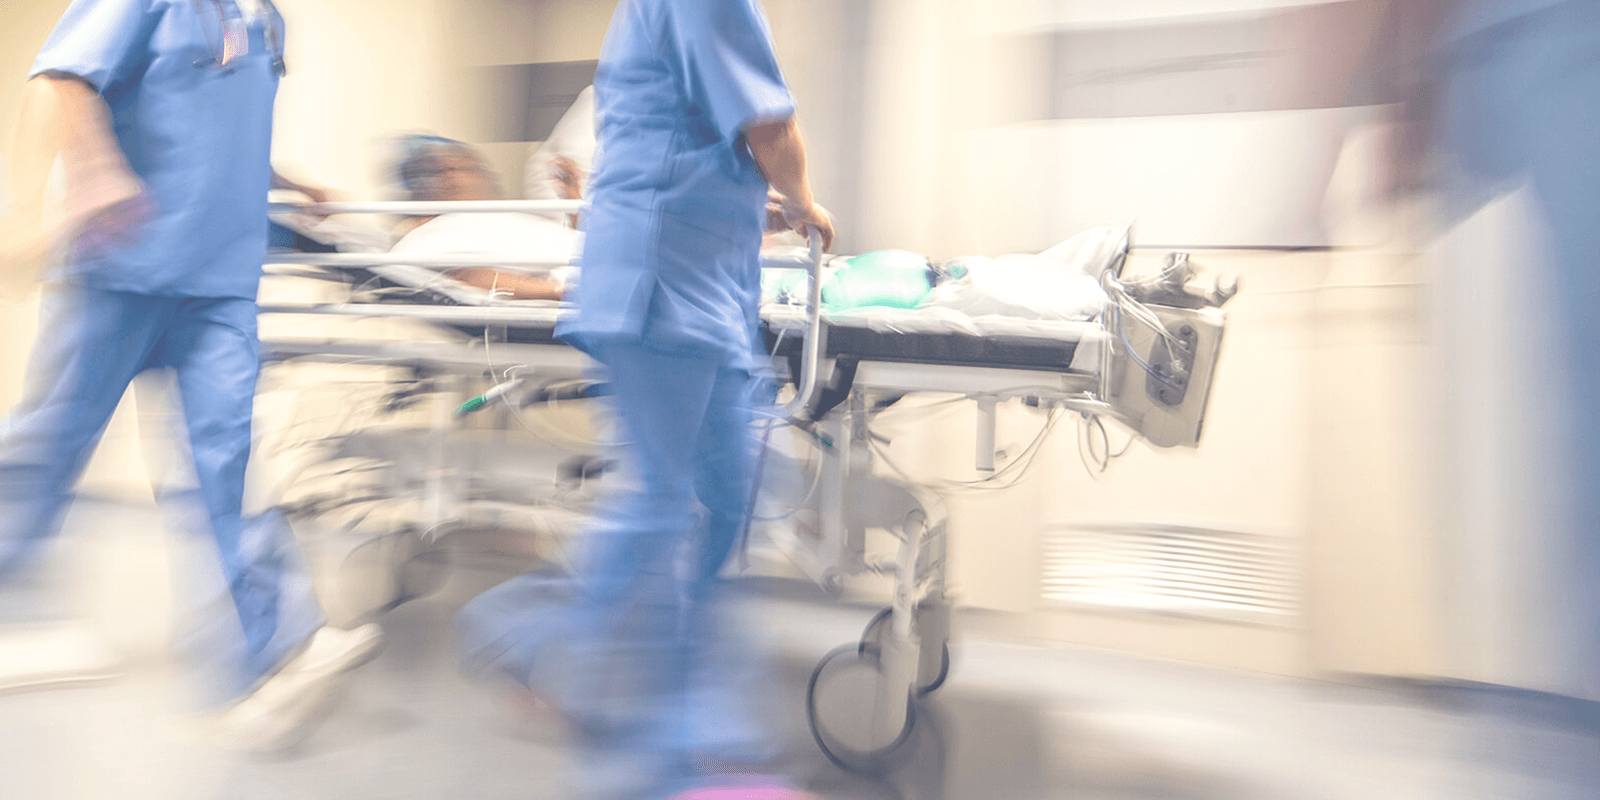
[557,0,796,369]
[32,0,283,300]
[1447,0,1570,39]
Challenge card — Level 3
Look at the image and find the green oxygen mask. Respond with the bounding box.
[820,249,934,313]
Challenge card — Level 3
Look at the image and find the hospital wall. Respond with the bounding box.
[0,0,1569,698]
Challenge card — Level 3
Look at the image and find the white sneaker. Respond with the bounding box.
[217,623,385,754]
[0,621,124,695]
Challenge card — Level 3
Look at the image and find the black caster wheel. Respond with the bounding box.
[806,644,916,775]
[859,607,951,696]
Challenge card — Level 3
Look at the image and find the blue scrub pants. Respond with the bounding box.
[0,285,317,690]
[457,340,766,799]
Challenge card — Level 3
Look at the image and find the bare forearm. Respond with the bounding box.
[272,169,309,194]
[2,74,140,291]
[745,116,835,249]
[272,170,331,205]
[746,117,813,208]
[11,74,127,216]
[448,268,562,301]
[9,79,67,216]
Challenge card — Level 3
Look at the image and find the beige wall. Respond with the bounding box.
[271,0,459,200]
[441,0,619,198]
[271,0,621,200]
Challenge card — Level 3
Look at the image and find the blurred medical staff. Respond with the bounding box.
[0,0,381,752]
[457,0,833,798]
[1404,0,1600,796]
[1426,0,1600,684]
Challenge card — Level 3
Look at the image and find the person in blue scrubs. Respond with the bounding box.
[0,0,381,752]
[456,1,833,797]
[1402,1,1600,797]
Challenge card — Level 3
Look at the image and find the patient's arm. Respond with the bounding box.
[447,267,562,301]
[392,215,436,242]
[272,170,333,205]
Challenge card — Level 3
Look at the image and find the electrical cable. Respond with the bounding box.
[1076,413,1137,478]
[863,405,1063,495]
[479,329,616,451]
[748,437,828,521]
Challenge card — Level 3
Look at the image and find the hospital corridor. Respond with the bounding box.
[2,1,1599,799]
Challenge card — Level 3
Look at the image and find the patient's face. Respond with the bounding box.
[416,150,500,201]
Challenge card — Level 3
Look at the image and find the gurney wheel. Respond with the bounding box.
[860,607,951,696]
[806,644,916,774]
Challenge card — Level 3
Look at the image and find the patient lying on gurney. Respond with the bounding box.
[389,135,578,301]
[387,133,824,303]
[282,119,1126,321]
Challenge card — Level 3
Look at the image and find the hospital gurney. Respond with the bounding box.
[259,198,1236,773]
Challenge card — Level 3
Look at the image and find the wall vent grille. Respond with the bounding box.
[1040,524,1298,625]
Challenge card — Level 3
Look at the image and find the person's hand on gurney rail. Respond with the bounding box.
[764,190,788,231]
[773,192,833,251]
[746,117,834,251]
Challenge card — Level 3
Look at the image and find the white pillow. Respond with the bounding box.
[392,212,582,288]
[1036,225,1128,278]
[926,254,1107,321]
[920,227,1125,321]
[524,86,597,222]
